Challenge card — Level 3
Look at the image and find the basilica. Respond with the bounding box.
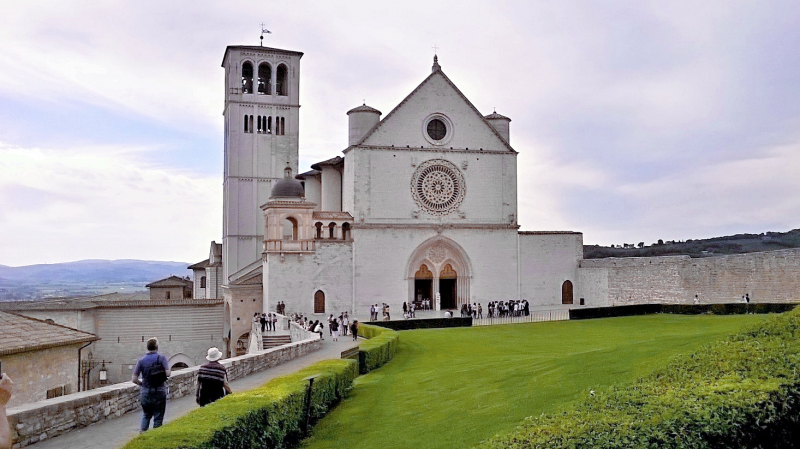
[190,45,586,344]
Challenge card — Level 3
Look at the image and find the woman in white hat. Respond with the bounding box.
[196,347,231,407]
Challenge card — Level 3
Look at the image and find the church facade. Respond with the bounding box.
[199,45,588,346]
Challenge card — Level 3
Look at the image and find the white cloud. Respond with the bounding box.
[0,142,221,266]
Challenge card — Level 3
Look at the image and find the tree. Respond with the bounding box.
[657,239,664,245]
[638,242,644,248]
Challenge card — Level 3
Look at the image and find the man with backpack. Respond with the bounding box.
[131,337,171,432]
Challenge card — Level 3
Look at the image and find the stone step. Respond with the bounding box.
[262,335,292,349]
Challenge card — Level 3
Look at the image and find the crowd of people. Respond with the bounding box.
[290,311,358,341]
[369,303,391,321]
[484,300,531,318]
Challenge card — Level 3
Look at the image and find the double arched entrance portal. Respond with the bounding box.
[407,237,471,311]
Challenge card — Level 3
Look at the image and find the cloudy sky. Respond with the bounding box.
[1,1,799,266]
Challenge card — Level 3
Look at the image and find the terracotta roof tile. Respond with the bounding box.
[0,311,99,356]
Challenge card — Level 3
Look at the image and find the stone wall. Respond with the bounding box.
[580,249,800,305]
[518,232,583,306]
[7,336,322,448]
[3,344,83,408]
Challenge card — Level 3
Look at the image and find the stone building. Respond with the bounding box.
[145,275,193,300]
[0,311,99,408]
[0,293,225,390]
[191,45,586,348]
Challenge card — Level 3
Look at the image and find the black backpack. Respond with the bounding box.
[146,355,167,387]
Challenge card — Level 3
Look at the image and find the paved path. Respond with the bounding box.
[30,336,360,449]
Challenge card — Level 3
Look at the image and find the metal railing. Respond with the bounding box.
[472,309,570,326]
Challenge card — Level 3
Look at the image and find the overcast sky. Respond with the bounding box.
[1,1,799,266]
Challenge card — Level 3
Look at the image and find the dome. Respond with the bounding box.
[271,178,304,198]
[271,166,305,198]
[347,104,381,115]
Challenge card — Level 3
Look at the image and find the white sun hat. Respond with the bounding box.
[206,347,223,361]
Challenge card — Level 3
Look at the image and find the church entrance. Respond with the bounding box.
[439,264,457,310]
[414,264,434,309]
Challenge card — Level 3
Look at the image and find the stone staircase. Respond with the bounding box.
[262,334,292,349]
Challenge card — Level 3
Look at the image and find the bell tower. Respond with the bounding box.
[221,45,303,284]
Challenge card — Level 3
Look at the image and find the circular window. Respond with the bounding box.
[426,119,446,141]
[411,159,466,215]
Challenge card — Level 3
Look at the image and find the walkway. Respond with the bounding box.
[29,336,360,449]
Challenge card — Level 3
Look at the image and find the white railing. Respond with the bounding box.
[472,309,570,326]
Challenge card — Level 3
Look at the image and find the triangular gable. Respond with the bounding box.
[356,69,515,152]
[230,265,263,286]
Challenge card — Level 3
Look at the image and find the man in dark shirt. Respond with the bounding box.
[131,338,171,432]
[196,347,230,406]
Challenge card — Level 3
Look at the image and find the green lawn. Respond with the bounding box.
[302,314,768,449]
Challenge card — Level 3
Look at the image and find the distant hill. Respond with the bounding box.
[0,260,192,301]
[585,229,800,259]
[0,259,191,283]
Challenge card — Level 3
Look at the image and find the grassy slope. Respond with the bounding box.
[302,314,767,449]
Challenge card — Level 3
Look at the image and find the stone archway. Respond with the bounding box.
[406,236,472,311]
[168,352,195,370]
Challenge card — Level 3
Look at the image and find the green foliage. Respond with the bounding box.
[477,308,800,448]
[123,359,358,449]
[357,324,399,374]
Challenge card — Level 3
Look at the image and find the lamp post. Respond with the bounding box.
[302,374,320,436]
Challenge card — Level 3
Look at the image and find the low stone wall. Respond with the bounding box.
[7,337,321,448]
[289,319,320,342]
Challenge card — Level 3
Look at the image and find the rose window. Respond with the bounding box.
[411,159,466,215]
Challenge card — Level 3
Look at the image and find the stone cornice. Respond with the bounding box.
[343,145,515,155]
[352,223,520,230]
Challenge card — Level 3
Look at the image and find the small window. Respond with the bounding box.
[281,117,286,135]
[276,64,287,96]
[315,222,323,239]
[200,276,206,289]
[257,63,271,95]
[342,222,351,240]
[241,62,254,94]
[244,114,248,133]
[328,222,336,239]
[166,291,171,300]
[267,116,272,134]
[250,115,254,134]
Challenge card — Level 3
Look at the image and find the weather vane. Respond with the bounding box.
[260,23,271,46]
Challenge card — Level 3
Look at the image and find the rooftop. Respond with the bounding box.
[0,311,99,356]
[145,275,193,288]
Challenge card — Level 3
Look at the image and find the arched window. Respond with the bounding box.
[166,291,171,299]
[249,115,254,134]
[244,114,249,133]
[342,222,351,240]
[562,280,574,305]
[241,62,254,94]
[257,116,262,133]
[283,217,298,240]
[314,290,325,314]
[258,63,271,95]
[328,222,336,239]
[315,222,323,239]
[276,64,287,96]
[200,276,206,289]
[280,117,286,135]
[267,116,272,134]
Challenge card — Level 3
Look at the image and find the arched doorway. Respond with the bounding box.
[171,362,189,371]
[414,264,433,309]
[439,264,457,309]
[562,280,574,305]
[406,236,472,311]
[235,333,249,356]
[314,290,325,314]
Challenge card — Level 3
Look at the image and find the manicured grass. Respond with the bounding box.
[302,314,768,449]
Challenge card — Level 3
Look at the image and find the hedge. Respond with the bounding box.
[357,324,400,374]
[370,317,473,331]
[124,359,358,449]
[477,307,800,448]
[570,303,797,320]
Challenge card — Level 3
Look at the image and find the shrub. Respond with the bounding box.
[124,359,358,449]
[477,308,800,448]
[357,324,399,374]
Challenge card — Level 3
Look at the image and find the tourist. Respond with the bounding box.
[259,313,267,333]
[131,337,171,432]
[694,294,699,305]
[746,293,751,303]
[272,313,278,332]
[444,309,452,319]
[351,320,359,341]
[196,347,231,407]
[0,373,12,449]
[314,320,324,339]
[403,302,408,315]
[328,314,334,335]
[342,313,349,336]
[384,303,391,320]
[331,319,340,341]
[478,303,483,319]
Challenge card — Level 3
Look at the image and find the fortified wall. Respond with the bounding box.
[579,248,800,305]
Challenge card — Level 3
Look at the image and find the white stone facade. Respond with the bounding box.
[215,46,585,323]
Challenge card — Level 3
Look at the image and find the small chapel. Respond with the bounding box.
[190,44,587,345]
